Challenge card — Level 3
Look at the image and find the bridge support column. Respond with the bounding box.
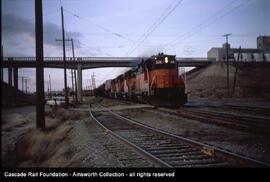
[1,45,3,81]
[8,66,12,86]
[14,67,18,90]
[0,67,2,82]
[77,64,83,103]
[13,67,18,104]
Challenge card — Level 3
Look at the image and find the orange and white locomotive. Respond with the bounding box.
[103,53,187,107]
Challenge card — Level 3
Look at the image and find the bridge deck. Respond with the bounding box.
[1,57,215,69]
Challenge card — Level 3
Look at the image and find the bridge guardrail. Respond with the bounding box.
[3,57,216,62]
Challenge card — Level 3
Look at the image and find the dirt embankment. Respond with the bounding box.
[2,108,81,167]
[1,81,36,108]
[186,62,270,101]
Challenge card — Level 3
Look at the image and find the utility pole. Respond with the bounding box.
[61,6,68,105]
[88,79,92,96]
[71,39,78,103]
[25,79,28,94]
[47,80,49,96]
[232,46,241,96]
[223,33,231,96]
[22,76,24,92]
[184,67,187,94]
[35,0,45,129]
[56,38,77,103]
[91,72,96,96]
[49,74,52,97]
[1,44,3,81]
[70,69,75,101]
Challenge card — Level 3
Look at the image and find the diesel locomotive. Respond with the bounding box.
[99,53,187,107]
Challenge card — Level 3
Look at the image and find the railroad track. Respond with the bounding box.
[155,107,270,137]
[89,104,270,168]
[104,98,270,135]
[204,104,270,117]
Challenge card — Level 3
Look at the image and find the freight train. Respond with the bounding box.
[97,53,187,107]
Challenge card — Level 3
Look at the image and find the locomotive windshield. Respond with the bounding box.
[144,53,177,70]
[155,56,176,64]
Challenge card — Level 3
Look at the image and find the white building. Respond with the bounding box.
[207,36,270,62]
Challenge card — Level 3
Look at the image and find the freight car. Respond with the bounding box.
[99,53,187,107]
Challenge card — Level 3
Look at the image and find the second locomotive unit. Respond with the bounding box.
[102,53,187,107]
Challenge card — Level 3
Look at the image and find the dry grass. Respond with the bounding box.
[2,107,81,167]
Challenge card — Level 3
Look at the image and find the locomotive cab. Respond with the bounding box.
[146,53,177,70]
[142,53,187,106]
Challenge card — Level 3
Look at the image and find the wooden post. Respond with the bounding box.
[232,46,241,96]
[77,64,82,102]
[1,45,3,81]
[71,39,78,103]
[35,0,45,129]
[223,33,231,96]
[61,6,69,105]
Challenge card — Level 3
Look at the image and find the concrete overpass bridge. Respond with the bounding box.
[1,56,215,102]
[1,57,214,69]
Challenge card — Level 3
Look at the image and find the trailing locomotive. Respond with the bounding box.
[100,53,187,107]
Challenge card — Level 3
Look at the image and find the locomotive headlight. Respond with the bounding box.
[165,57,169,63]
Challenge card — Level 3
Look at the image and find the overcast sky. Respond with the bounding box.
[2,0,270,92]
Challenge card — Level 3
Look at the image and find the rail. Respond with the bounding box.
[89,103,270,167]
[157,107,270,137]
[89,104,171,168]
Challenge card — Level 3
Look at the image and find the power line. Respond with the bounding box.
[126,0,184,56]
[63,8,134,43]
[165,0,239,48]
[164,0,252,50]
